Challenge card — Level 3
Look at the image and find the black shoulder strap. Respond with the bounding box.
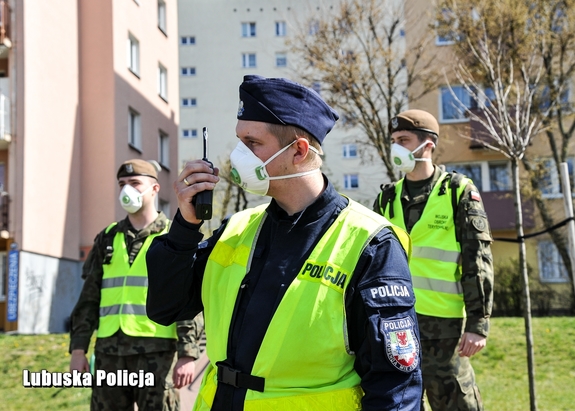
[448,171,465,220]
[378,182,398,219]
[102,223,120,265]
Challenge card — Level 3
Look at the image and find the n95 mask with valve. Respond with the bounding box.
[390,141,434,173]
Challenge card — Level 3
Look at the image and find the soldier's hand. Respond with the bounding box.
[458,332,486,357]
[172,356,196,388]
[175,160,219,224]
[69,349,90,373]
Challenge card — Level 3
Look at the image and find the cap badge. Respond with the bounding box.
[125,164,134,173]
[391,117,399,130]
[237,100,244,117]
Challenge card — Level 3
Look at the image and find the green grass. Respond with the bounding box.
[0,317,574,410]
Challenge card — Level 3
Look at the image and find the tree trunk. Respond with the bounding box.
[512,158,538,411]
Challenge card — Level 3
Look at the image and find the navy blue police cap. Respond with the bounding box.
[237,75,339,145]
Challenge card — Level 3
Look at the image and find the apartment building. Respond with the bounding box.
[177,0,396,232]
[0,0,180,332]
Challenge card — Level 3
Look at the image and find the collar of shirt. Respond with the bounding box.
[117,211,170,240]
[401,165,443,203]
[265,175,348,231]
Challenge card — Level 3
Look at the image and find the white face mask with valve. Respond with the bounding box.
[229,140,320,196]
[390,141,434,173]
[118,184,154,214]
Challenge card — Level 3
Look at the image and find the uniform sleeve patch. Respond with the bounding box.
[470,191,482,202]
[381,317,420,373]
[471,216,487,232]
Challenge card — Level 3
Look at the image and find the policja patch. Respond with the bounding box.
[381,317,419,373]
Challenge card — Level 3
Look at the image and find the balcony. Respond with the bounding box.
[0,1,11,54]
[481,190,535,231]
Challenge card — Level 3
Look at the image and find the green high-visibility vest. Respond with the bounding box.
[194,199,410,411]
[383,172,468,318]
[97,222,176,339]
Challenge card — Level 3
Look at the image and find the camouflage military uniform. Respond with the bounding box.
[69,212,204,411]
[374,165,494,411]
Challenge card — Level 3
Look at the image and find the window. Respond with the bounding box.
[182,98,197,107]
[343,144,358,158]
[440,86,474,122]
[158,64,167,100]
[242,22,256,37]
[344,174,359,189]
[159,131,169,168]
[435,7,459,45]
[242,53,256,68]
[159,199,171,219]
[127,33,140,76]
[309,20,320,35]
[181,67,196,76]
[445,161,511,192]
[538,240,569,282]
[489,163,511,191]
[180,36,195,45]
[312,82,321,95]
[275,21,287,36]
[275,53,287,68]
[182,129,198,138]
[447,163,483,190]
[158,0,167,33]
[541,158,574,197]
[128,108,142,150]
[539,86,570,112]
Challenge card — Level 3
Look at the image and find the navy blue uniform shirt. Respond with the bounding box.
[146,178,422,410]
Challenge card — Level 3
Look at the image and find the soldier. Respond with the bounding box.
[69,159,204,411]
[373,109,494,411]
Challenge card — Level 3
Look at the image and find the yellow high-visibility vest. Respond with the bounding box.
[97,222,176,339]
[383,172,468,318]
[194,200,410,411]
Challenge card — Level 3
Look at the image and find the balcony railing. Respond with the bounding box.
[0,1,11,48]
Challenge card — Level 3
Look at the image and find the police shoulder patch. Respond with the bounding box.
[381,317,419,373]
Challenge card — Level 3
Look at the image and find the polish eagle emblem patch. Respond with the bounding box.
[382,317,419,373]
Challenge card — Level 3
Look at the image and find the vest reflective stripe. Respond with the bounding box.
[97,223,177,339]
[383,172,468,318]
[412,246,460,264]
[195,200,407,411]
[99,304,149,317]
[101,276,149,288]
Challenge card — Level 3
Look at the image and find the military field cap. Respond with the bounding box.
[116,159,159,180]
[237,74,339,145]
[388,109,439,136]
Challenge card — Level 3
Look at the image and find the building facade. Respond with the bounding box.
[0,0,181,333]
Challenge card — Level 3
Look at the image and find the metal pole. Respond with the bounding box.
[559,162,575,298]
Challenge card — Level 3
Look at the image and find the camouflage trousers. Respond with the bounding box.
[420,337,483,411]
[91,350,179,411]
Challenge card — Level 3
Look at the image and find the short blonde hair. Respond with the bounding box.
[266,123,322,168]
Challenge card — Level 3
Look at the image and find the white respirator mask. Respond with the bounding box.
[118,184,153,214]
[390,141,434,173]
[229,140,320,196]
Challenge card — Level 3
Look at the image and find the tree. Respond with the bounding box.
[441,0,575,310]
[288,0,438,182]
[444,6,562,411]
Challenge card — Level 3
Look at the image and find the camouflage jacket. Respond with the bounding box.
[69,212,204,358]
[373,166,494,340]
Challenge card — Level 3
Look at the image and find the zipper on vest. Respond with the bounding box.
[227,278,250,358]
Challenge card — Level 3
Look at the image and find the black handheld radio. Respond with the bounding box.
[192,127,213,220]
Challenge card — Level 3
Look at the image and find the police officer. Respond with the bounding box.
[145,75,423,410]
[373,109,494,411]
[69,159,204,411]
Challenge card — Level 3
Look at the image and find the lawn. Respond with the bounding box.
[0,317,574,410]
